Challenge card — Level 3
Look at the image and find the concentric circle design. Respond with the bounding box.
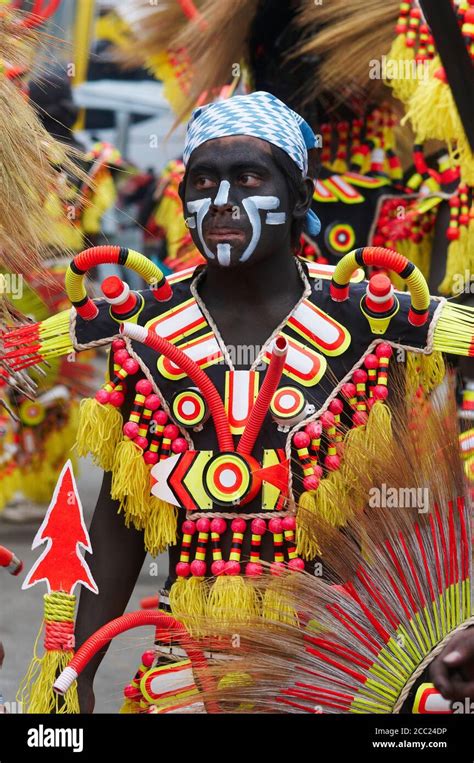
[325,222,356,256]
[19,400,45,426]
[203,453,252,506]
[172,388,208,428]
[270,386,305,421]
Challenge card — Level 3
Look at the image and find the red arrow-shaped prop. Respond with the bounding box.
[22,460,98,596]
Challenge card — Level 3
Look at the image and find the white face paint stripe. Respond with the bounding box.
[214,180,230,206]
[240,195,281,263]
[217,243,231,267]
[266,212,286,225]
[187,198,214,259]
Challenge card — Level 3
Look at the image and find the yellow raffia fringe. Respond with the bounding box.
[402,58,459,144]
[433,302,474,356]
[364,400,393,456]
[111,439,150,529]
[17,592,78,714]
[385,33,416,104]
[406,351,445,397]
[169,577,209,637]
[75,397,123,471]
[439,225,472,296]
[262,581,299,626]
[206,576,260,626]
[144,496,178,556]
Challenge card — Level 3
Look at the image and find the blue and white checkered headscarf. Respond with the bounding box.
[183,91,321,237]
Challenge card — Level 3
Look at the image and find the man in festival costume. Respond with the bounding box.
[3,90,474,713]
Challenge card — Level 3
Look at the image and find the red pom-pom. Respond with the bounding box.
[133,436,148,450]
[182,520,196,535]
[164,424,179,440]
[123,421,139,439]
[313,464,324,479]
[341,383,356,399]
[211,518,227,534]
[320,411,335,428]
[171,437,188,454]
[190,560,207,577]
[268,517,283,534]
[196,517,210,532]
[282,516,296,531]
[293,431,310,449]
[114,349,129,366]
[251,518,266,535]
[112,339,126,352]
[124,684,141,699]
[329,398,344,415]
[136,379,153,395]
[373,385,389,401]
[303,474,320,491]
[245,562,263,577]
[352,368,368,384]
[231,517,246,533]
[288,558,305,571]
[95,389,110,404]
[225,560,241,576]
[352,411,368,426]
[152,410,168,425]
[176,562,190,577]
[143,451,159,465]
[325,454,341,471]
[144,394,161,411]
[123,358,140,375]
[211,560,226,576]
[305,421,322,439]
[141,650,156,668]
[109,391,124,408]
[364,353,378,370]
[375,343,393,359]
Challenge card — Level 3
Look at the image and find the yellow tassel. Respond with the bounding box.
[262,580,299,626]
[403,59,461,145]
[111,440,150,529]
[75,398,123,472]
[439,225,471,296]
[206,576,260,626]
[420,352,445,393]
[364,400,393,457]
[144,496,178,556]
[17,593,78,714]
[18,649,78,714]
[296,473,347,560]
[385,33,416,104]
[169,577,208,637]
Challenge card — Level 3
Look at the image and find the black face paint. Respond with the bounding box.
[184,136,294,270]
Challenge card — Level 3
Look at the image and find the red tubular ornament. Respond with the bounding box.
[65,246,172,321]
[0,545,23,575]
[237,336,288,456]
[330,247,430,327]
[53,611,219,712]
[120,323,234,452]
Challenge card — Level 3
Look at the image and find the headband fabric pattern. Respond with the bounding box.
[183,91,321,237]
